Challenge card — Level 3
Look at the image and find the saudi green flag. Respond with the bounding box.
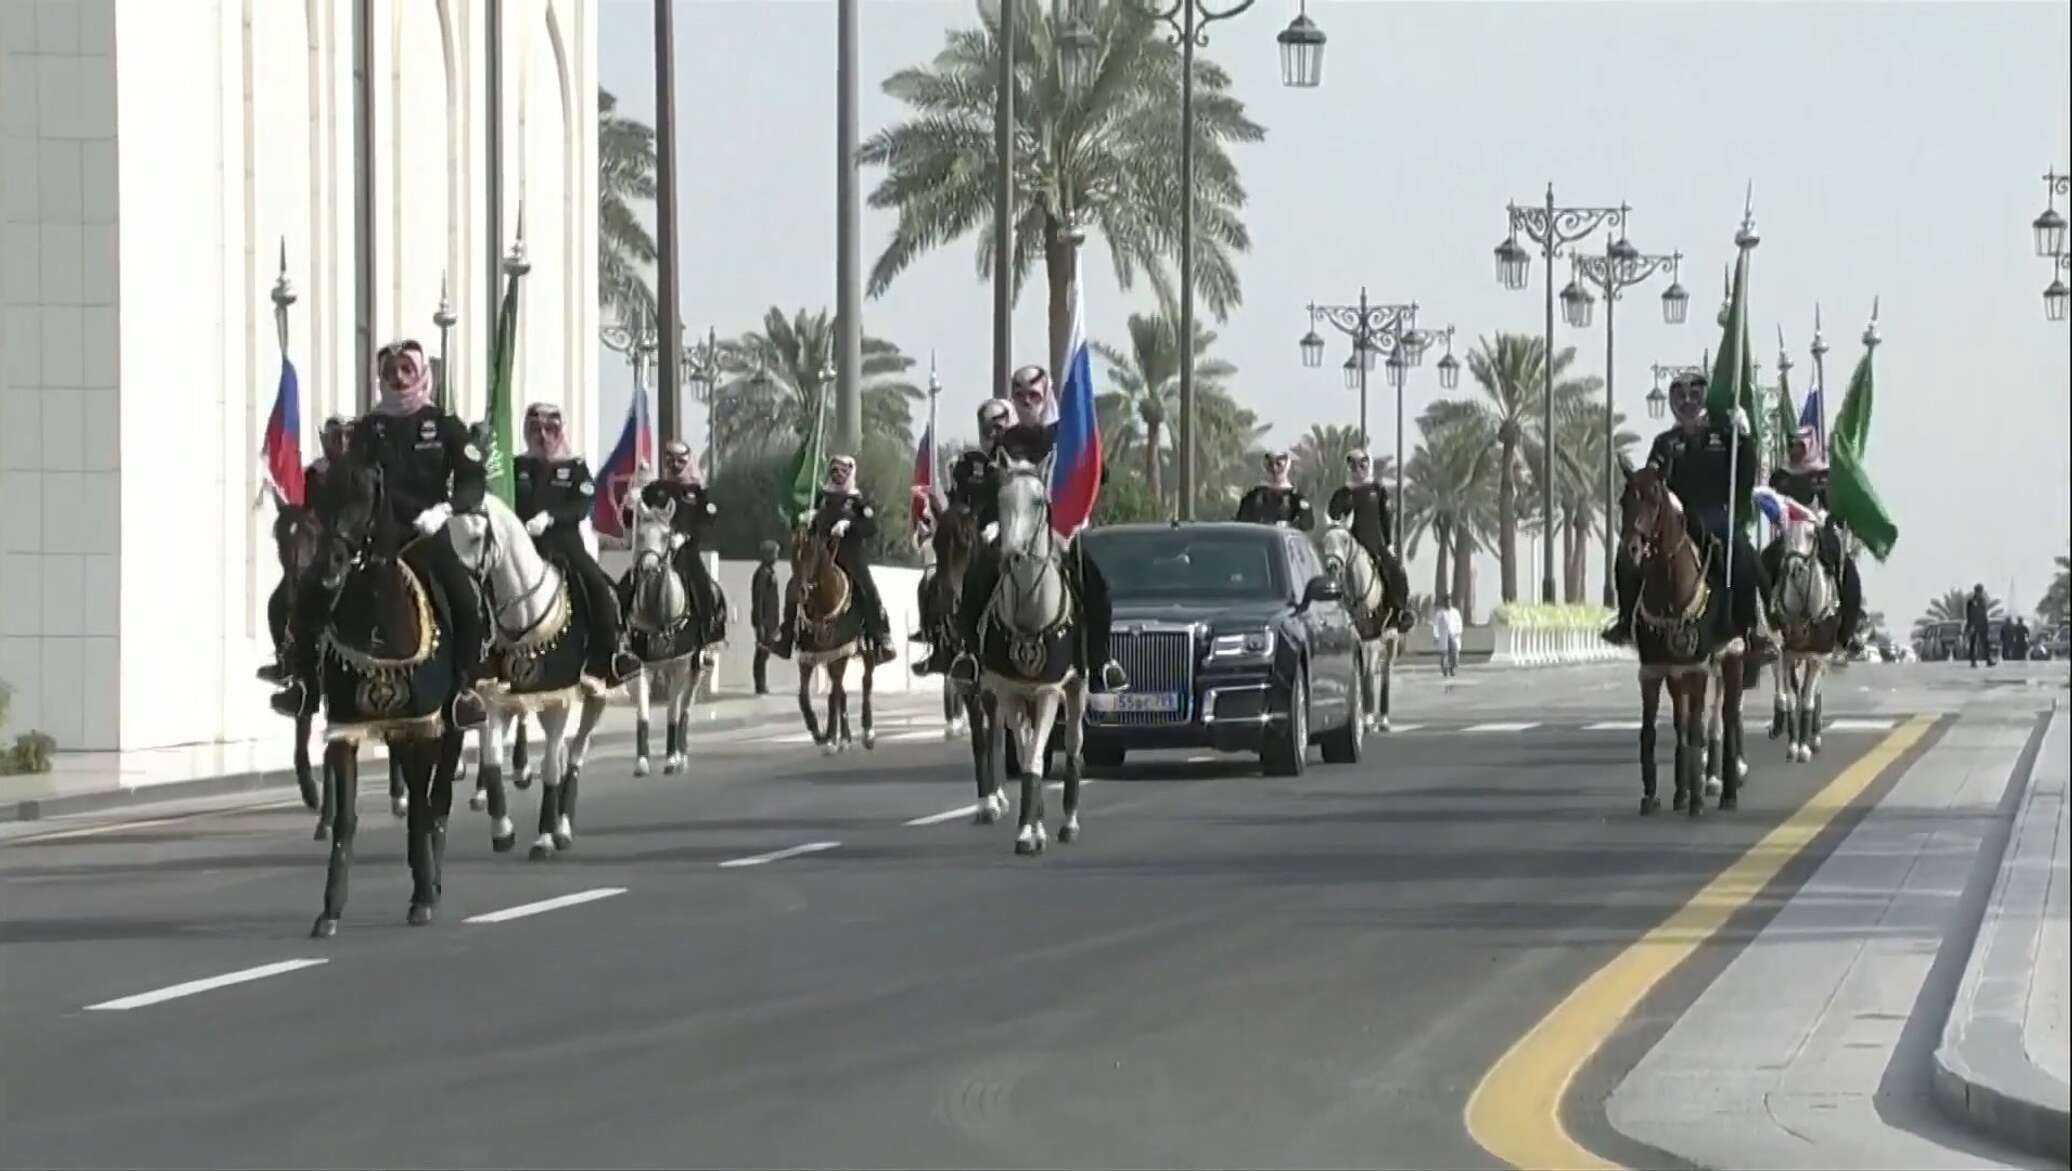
[780,391,827,529]
[480,270,521,507]
[1704,248,1761,525]
[1827,347,1898,561]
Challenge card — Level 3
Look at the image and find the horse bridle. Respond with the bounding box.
[991,466,1067,633]
[463,506,561,646]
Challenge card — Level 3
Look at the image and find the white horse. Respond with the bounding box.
[1319,523,1401,733]
[622,500,704,776]
[977,458,1088,855]
[1768,512,1838,763]
[446,495,609,860]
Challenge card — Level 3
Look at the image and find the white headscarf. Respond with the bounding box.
[824,454,858,496]
[1345,449,1375,487]
[1263,450,1293,490]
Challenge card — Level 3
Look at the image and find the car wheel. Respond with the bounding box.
[1319,686,1363,765]
[1263,673,1308,777]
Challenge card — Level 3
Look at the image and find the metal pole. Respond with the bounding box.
[1540,186,1557,604]
[835,0,862,454]
[1393,352,1403,553]
[433,272,456,409]
[1601,254,1616,607]
[351,0,374,412]
[1176,2,1198,519]
[485,0,505,408]
[653,0,683,442]
[703,326,719,478]
[1356,287,1369,445]
[991,0,1015,400]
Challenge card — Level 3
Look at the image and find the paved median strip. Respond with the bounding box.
[463,888,627,924]
[84,959,329,1012]
[717,841,842,868]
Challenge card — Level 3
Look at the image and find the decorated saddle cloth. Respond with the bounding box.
[979,616,1078,685]
[318,561,456,739]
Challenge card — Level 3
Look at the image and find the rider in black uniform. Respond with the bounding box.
[1326,450,1415,631]
[949,364,1130,692]
[1759,427,1863,652]
[260,416,349,684]
[514,402,641,686]
[1603,370,1775,660]
[1235,449,1315,530]
[271,340,490,730]
[776,454,898,666]
[912,399,1009,677]
[634,441,727,646]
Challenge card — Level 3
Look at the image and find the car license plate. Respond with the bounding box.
[1096,691,1179,714]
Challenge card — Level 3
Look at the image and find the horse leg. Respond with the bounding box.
[513,714,535,790]
[860,657,876,750]
[1669,683,1690,812]
[1769,655,1789,740]
[312,742,358,937]
[404,743,437,925]
[1719,658,1743,810]
[1058,685,1086,843]
[1810,676,1825,755]
[1639,676,1662,814]
[312,715,338,841]
[1378,643,1395,732]
[1013,699,1047,856]
[798,665,825,748]
[428,742,452,903]
[1702,674,1723,798]
[1685,678,1709,818]
[826,659,849,755]
[670,663,695,774]
[464,715,489,811]
[480,716,515,852]
[633,668,654,776]
[539,704,574,850]
[294,713,319,810]
[389,753,408,818]
[970,691,1005,823]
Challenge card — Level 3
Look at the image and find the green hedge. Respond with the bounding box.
[0,680,55,776]
[1490,603,1615,631]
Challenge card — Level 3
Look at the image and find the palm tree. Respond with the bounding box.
[1289,424,1366,512]
[1192,385,1271,517]
[860,0,1265,377]
[1914,588,2002,643]
[1426,334,1597,604]
[2040,553,2070,626]
[1092,283,1235,510]
[1517,381,1628,602]
[597,89,658,328]
[1402,415,1495,612]
[713,308,923,463]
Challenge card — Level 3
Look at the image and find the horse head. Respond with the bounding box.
[627,500,687,630]
[1619,463,1683,568]
[793,526,848,623]
[273,500,323,579]
[319,461,395,590]
[993,457,1055,569]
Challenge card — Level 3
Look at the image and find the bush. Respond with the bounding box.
[0,679,58,776]
[1491,602,1614,631]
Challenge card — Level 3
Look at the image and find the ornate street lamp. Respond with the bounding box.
[2034,171,2069,258]
[1056,0,1099,92]
[680,325,723,478]
[1301,291,1416,444]
[1495,185,1630,603]
[1646,384,1667,420]
[1276,1,1325,88]
[1560,263,1595,330]
[1383,347,1407,390]
[1340,353,1360,391]
[2047,257,2070,323]
[1299,307,1326,369]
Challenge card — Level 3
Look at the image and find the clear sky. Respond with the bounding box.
[596,0,2072,625]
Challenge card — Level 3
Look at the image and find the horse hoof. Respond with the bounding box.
[1379,716,1392,733]
[1719,793,1738,811]
[528,840,554,861]
[553,830,573,851]
[492,833,515,854]
[1738,758,1751,778]
[667,754,687,773]
[313,822,330,842]
[407,903,434,927]
[1672,792,1689,812]
[1639,796,1660,815]
[1703,777,1723,798]
[390,796,408,818]
[863,731,877,750]
[1059,818,1080,844]
[310,916,339,939]
[1014,836,1045,856]
[819,742,837,758]
[634,757,652,777]
[514,770,534,792]
[943,725,961,742]
[468,790,488,812]
[1687,796,1706,818]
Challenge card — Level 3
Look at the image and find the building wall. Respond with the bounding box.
[0,0,598,752]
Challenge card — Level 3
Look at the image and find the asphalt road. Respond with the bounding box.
[0,665,1999,1169]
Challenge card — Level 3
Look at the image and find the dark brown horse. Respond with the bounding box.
[1619,462,1745,817]
[267,501,331,825]
[791,527,875,752]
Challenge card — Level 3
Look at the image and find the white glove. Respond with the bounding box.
[704,501,717,515]
[981,522,1000,544]
[524,512,551,537]
[414,503,453,536]
[831,519,852,538]
[668,533,687,551]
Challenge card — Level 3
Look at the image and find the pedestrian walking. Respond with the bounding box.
[749,540,781,695]
[1432,594,1464,679]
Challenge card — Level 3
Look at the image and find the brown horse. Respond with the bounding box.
[1619,462,1745,817]
[791,527,874,752]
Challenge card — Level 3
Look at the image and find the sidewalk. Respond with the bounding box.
[0,686,948,824]
[1606,705,2059,1169]
[1933,704,2070,1162]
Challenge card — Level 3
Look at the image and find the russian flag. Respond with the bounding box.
[1799,385,1824,452]
[1048,279,1101,536]
[1753,485,1822,529]
[594,386,653,542]
[260,352,303,506]
[910,421,942,528]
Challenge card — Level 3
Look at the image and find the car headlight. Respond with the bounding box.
[1209,629,1275,660]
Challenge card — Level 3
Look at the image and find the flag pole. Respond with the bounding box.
[1724,193,1759,627]
[1809,304,1828,452]
[262,238,297,508]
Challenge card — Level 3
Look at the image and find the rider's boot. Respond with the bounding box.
[256,655,286,684]
[868,604,898,667]
[270,679,316,720]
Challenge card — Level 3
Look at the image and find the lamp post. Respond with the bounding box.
[601,315,661,460]
[1381,323,1457,551]
[1570,239,1684,606]
[680,325,722,479]
[2047,254,2070,323]
[1299,290,1418,447]
[1648,363,1701,421]
[1495,185,1630,603]
[1116,0,1322,518]
[432,272,457,408]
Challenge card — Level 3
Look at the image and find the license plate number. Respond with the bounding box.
[1095,691,1179,714]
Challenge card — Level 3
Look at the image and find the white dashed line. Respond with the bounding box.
[84,959,329,1011]
[463,888,627,924]
[1463,722,1540,733]
[1584,721,1643,731]
[717,841,842,868]
[1825,718,1897,732]
[905,804,981,826]
[1382,724,1424,733]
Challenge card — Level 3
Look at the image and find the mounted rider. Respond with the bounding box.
[1326,450,1415,632]
[1603,369,1776,661]
[514,401,642,687]
[912,400,1005,677]
[635,440,727,646]
[270,340,490,731]
[778,453,898,667]
[1235,449,1315,530]
[949,364,1130,692]
[259,416,351,685]
[1759,426,1863,652]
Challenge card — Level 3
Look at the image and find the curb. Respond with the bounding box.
[1930,701,2071,1162]
[0,692,942,825]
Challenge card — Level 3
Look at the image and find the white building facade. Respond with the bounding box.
[1,0,602,752]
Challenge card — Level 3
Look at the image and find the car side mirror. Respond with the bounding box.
[1300,574,1343,610]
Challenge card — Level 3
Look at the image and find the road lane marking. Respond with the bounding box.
[463,888,627,924]
[1583,721,1642,731]
[1825,717,1896,731]
[717,841,841,868]
[84,959,329,1011]
[906,805,982,826]
[8,797,309,844]
[1464,722,1540,733]
[1385,724,1425,733]
[1462,713,1933,1171]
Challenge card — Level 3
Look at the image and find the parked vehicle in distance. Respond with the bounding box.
[1078,522,1364,776]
